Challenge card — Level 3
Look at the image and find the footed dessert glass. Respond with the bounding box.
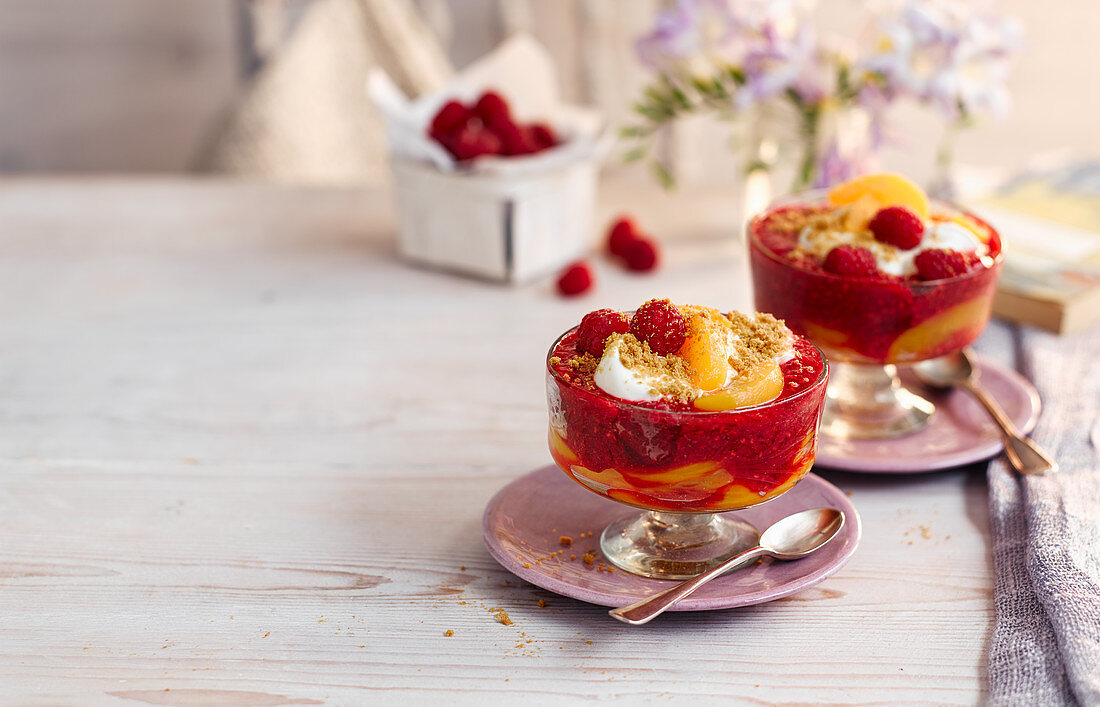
[545,329,829,580]
[748,190,1003,440]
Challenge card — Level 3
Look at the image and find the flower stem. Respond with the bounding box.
[929,121,960,200]
[793,105,820,191]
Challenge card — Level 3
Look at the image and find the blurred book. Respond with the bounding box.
[977,162,1100,334]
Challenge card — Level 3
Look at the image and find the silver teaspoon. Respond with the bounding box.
[913,349,1056,475]
[609,507,844,625]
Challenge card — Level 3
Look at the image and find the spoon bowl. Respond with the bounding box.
[912,350,975,389]
[913,348,1056,475]
[609,508,844,625]
[761,507,845,559]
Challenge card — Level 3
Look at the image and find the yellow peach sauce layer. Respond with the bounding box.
[549,427,816,512]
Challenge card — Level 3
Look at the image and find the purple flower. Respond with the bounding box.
[737,25,828,107]
[635,0,740,74]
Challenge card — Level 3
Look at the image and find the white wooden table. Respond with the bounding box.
[0,178,1007,705]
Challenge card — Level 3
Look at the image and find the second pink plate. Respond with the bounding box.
[815,352,1040,473]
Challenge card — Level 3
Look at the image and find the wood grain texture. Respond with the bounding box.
[0,178,1008,704]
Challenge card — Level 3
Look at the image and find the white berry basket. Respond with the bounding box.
[368,35,608,283]
[389,146,601,283]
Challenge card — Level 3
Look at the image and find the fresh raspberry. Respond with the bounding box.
[531,123,558,150]
[823,245,879,278]
[429,100,469,139]
[630,298,687,355]
[577,309,630,356]
[556,260,594,297]
[496,121,539,156]
[517,126,544,155]
[869,206,924,249]
[914,248,970,281]
[607,217,640,257]
[446,125,503,161]
[475,90,512,131]
[625,238,660,272]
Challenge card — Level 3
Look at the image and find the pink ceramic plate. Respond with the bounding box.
[816,352,1041,473]
[482,466,861,611]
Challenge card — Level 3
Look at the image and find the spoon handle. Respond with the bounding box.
[962,380,1058,475]
[609,546,768,625]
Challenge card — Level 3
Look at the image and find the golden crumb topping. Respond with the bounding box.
[724,311,790,377]
[766,205,828,233]
[605,332,696,402]
[566,353,599,377]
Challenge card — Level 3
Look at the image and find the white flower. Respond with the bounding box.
[860,0,1022,120]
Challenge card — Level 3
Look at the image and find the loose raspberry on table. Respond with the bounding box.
[625,238,660,272]
[869,206,924,250]
[630,298,687,355]
[446,125,503,161]
[429,100,469,138]
[607,217,639,257]
[823,245,879,277]
[475,91,512,131]
[914,248,970,281]
[577,309,630,356]
[556,261,594,297]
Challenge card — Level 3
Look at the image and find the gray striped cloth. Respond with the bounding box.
[985,324,1100,705]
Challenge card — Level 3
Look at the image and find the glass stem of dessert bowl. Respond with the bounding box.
[599,510,761,580]
[819,361,935,440]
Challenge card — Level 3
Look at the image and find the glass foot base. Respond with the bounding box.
[599,511,760,580]
[820,361,935,440]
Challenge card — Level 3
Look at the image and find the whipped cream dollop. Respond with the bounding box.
[797,220,987,277]
[593,336,680,402]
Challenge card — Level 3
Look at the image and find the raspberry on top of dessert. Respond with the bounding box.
[550,298,809,413]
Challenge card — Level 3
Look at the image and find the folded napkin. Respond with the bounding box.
[987,324,1100,705]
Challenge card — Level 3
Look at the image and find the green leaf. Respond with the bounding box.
[650,160,676,190]
[670,86,691,110]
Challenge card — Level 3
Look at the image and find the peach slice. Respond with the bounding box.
[828,173,930,220]
[567,464,631,494]
[680,315,731,391]
[694,359,784,411]
[886,297,991,362]
[548,429,579,463]
[622,461,722,487]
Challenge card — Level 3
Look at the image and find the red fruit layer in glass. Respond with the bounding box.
[546,329,827,513]
[749,204,1003,364]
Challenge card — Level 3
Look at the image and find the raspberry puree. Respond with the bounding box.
[546,326,827,513]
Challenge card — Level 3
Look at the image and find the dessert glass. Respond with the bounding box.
[545,328,829,580]
[749,190,1003,440]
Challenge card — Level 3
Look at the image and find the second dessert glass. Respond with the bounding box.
[748,190,1003,440]
[546,328,829,580]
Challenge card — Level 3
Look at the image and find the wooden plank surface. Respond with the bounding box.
[0,178,1008,705]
